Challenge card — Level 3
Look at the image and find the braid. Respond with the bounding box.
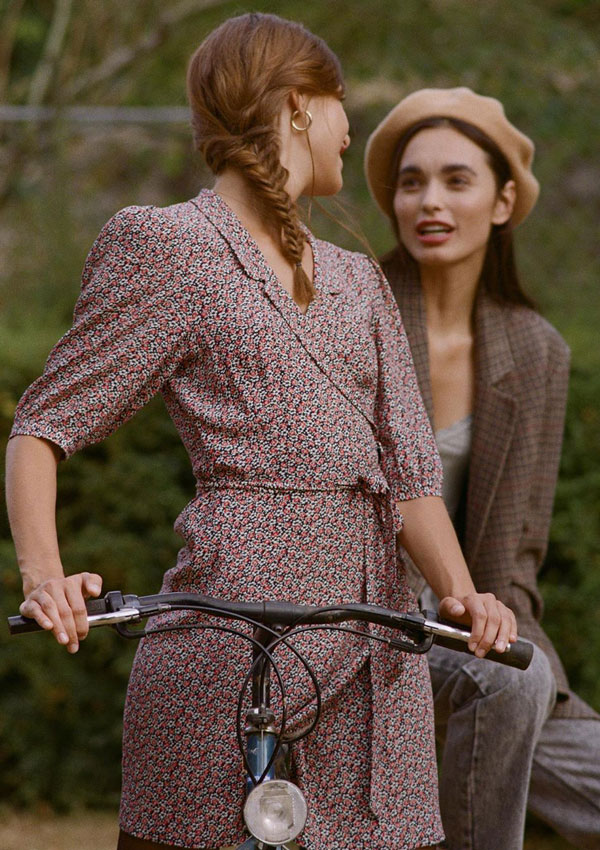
[242,136,314,305]
[203,126,315,306]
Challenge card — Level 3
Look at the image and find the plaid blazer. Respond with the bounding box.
[382,249,597,719]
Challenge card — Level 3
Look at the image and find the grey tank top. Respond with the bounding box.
[419,414,473,611]
[437,414,473,524]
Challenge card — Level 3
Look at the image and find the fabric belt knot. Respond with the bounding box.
[356,475,403,536]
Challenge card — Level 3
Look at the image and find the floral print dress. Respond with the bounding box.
[11,190,444,850]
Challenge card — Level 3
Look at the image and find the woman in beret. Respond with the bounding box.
[365,87,600,850]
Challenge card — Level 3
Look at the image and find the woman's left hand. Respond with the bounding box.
[438,593,518,658]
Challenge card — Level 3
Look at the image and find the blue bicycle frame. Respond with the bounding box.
[236,625,306,850]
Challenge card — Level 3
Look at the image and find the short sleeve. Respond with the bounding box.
[10,206,193,458]
[368,259,443,501]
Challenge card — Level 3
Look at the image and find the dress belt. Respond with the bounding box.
[193,477,403,534]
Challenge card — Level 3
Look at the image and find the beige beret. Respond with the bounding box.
[364,87,539,226]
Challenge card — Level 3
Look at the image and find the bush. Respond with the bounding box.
[541,366,600,711]
[0,352,193,807]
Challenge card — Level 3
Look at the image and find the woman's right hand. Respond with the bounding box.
[6,436,101,653]
[20,572,103,653]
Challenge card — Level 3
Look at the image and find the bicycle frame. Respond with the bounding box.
[239,625,306,850]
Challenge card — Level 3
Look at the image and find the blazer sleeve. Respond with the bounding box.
[10,206,194,458]
[368,259,443,502]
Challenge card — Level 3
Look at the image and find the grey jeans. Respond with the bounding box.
[428,643,600,850]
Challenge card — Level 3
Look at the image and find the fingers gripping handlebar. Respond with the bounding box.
[7,590,534,670]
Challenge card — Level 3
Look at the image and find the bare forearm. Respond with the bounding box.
[5,434,101,652]
[397,495,476,600]
[397,495,517,655]
[5,435,64,593]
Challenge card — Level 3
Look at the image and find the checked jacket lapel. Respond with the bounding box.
[386,258,518,568]
[464,297,518,565]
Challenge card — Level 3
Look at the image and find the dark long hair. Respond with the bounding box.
[390,116,536,310]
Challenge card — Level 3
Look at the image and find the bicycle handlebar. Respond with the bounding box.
[7,589,534,670]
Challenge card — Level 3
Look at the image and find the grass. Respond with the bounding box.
[0,810,577,850]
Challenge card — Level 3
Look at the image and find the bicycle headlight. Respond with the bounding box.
[243,779,307,845]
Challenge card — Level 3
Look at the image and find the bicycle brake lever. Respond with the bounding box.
[387,630,434,654]
[388,634,434,653]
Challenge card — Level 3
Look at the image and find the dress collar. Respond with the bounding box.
[191,188,268,282]
[191,188,341,302]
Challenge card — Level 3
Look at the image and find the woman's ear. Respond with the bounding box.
[289,90,301,113]
[492,179,517,226]
[288,90,311,115]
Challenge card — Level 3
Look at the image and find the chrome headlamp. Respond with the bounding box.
[243,779,307,845]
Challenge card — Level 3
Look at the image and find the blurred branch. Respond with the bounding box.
[0,0,229,204]
[65,0,230,100]
[0,0,26,101]
[0,0,74,204]
[27,0,74,106]
[0,104,190,123]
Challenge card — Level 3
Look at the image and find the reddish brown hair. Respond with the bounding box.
[187,13,344,306]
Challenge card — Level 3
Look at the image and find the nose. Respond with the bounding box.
[420,179,443,212]
[341,133,350,153]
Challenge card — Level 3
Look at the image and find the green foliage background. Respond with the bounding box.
[0,0,599,810]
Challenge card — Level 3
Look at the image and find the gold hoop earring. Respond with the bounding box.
[291,109,313,132]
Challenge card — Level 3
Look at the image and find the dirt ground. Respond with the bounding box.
[0,810,575,849]
[0,810,119,850]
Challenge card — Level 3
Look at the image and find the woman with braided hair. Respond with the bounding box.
[6,14,516,850]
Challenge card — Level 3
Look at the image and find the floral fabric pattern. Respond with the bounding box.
[12,190,444,849]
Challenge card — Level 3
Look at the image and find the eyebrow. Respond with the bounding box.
[398,163,478,176]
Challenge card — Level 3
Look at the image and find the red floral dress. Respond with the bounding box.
[11,190,444,849]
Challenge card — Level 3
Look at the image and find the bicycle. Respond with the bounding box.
[8,590,533,850]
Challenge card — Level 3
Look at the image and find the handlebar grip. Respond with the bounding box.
[434,633,534,670]
[7,614,44,635]
[7,598,109,636]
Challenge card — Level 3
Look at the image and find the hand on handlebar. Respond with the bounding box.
[438,593,518,658]
[20,572,103,653]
